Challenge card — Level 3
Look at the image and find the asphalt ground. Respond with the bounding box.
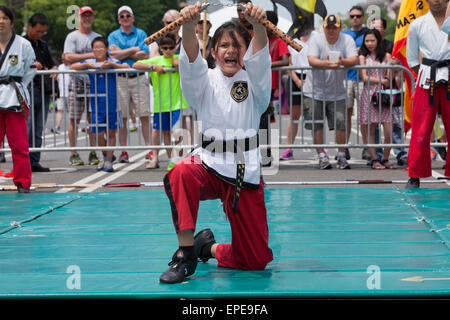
[0,113,448,193]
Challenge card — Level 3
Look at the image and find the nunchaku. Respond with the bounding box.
[144,2,303,52]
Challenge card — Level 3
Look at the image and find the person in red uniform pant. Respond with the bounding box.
[406,0,449,188]
[0,6,37,193]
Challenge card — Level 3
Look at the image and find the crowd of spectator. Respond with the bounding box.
[0,1,448,193]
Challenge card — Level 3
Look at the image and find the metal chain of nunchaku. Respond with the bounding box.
[144,2,303,52]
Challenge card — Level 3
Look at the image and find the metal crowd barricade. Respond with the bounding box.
[270,64,446,153]
[12,68,198,154]
[1,65,448,157]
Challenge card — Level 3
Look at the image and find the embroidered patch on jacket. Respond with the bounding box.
[230,81,249,103]
[8,55,18,66]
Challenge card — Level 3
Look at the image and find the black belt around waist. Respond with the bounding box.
[421,58,450,106]
[0,76,22,85]
[117,73,140,78]
[200,133,259,213]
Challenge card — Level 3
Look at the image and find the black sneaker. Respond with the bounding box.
[405,178,420,189]
[17,183,30,193]
[159,249,198,284]
[31,163,50,172]
[194,228,216,263]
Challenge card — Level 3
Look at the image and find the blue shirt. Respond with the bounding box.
[342,28,367,81]
[107,26,149,67]
[83,58,120,114]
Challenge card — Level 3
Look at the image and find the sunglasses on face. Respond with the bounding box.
[161,46,175,51]
[350,14,363,18]
[164,20,174,25]
[120,14,132,19]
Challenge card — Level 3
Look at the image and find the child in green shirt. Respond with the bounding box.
[133,33,188,170]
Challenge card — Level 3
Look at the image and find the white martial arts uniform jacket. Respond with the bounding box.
[406,12,449,90]
[0,34,37,111]
[179,41,272,189]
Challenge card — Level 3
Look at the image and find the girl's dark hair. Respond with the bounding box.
[160,33,176,47]
[359,29,386,63]
[211,20,251,54]
[91,36,108,48]
[0,6,14,23]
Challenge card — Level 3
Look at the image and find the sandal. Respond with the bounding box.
[382,159,397,169]
[371,159,385,170]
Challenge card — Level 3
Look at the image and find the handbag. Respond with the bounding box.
[371,86,402,108]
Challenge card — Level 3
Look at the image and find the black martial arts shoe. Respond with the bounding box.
[194,228,216,263]
[17,183,30,193]
[405,178,420,189]
[159,248,198,284]
[31,163,50,172]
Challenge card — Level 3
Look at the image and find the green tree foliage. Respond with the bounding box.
[4,0,180,60]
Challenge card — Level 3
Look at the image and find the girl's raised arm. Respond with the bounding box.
[244,4,267,55]
[180,2,202,63]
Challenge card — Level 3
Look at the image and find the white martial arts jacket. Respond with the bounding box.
[0,34,37,111]
[406,11,449,90]
[180,41,271,189]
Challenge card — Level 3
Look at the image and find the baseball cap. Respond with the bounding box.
[79,6,94,15]
[118,5,133,16]
[323,15,341,28]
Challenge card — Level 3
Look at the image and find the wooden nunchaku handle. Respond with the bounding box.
[145,16,187,45]
[258,18,302,52]
[144,8,303,52]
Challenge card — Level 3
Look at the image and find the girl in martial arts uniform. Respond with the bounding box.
[160,2,273,284]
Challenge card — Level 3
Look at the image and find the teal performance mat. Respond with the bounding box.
[0,188,449,298]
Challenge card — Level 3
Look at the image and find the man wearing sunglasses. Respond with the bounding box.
[342,5,368,161]
[108,5,151,164]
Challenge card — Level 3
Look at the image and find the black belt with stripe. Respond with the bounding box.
[201,133,259,213]
[421,58,450,106]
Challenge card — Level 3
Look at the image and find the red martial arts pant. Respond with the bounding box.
[163,156,273,271]
[409,84,450,178]
[0,110,32,189]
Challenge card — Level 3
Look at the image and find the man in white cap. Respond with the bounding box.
[108,5,151,165]
[63,6,101,166]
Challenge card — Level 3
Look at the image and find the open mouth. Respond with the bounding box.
[224,57,237,65]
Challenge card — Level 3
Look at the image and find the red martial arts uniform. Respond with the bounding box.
[0,33,36,190]
[409,84,450,178]
[164,156,273,270]
[0,110,31,189]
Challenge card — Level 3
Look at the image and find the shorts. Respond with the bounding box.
[117,74,151,118]
[153,110,181,130]
[68,79,90,120]
[286,74,305,106]
[56,97,67,111]
[182,106,194,116]
[91,107,123,133]
[303,97,347,131]
[346,80,364,110]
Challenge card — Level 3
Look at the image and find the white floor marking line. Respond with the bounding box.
[56,150,153,193]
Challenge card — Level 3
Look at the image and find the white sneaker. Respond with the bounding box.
[336,156,351,170]
[319,156,332,170]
